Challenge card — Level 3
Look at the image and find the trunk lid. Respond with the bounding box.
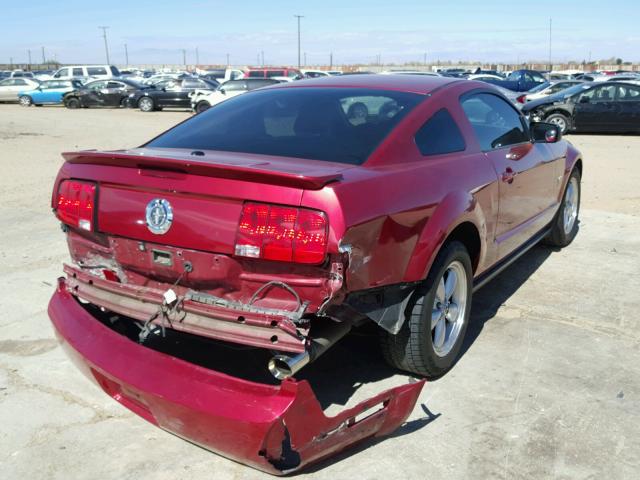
[61,148,350,254]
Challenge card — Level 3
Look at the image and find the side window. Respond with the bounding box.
[461,93,529,150]
[87,81,107,90]
[72,68,84,77]
[182,79,201,89]
[247,71,263,78]
[247,80,273,90]
[14,79,27,86]
[414,109,466,156]
[87,67,107,76]
[55,68,70,78]
[266,70,285,78]
[107,81,123,89]
[222,81,246,91]
[583,85,616,102]
[532,72,546,83]
[617,85,640,101]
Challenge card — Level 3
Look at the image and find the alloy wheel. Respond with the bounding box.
[431,261,468,357]
[563,176,579,234]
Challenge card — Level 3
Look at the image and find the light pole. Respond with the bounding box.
[28,49,32,70]
[181,49,187,66]
[548,18,552,79]
[99,26,110,64]
[124,43,129,66]
[195,47,199,65]
[294,15,304,69]
[41,46,45,65]
[226,53,230,66]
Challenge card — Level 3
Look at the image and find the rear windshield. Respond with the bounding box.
[146,88,423,164]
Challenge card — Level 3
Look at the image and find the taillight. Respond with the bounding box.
[55,180,96,231]
[516,94,526,104]
[235,202,328,264]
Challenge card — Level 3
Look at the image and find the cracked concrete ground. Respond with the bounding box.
[0,105,638,479]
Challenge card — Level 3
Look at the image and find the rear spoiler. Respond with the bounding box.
[61,150,344,190]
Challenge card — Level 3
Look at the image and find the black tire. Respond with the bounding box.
[138,96,154,112]
[65,97,80,109]
[120,97,128,108]
[380,241,473,378]
[545,112,570,134]
[195,101,211,113]
[545,169,581,247]
[19,95,32,107]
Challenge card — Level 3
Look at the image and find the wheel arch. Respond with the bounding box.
[403,190,487,283]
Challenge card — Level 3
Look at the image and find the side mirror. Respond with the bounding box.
[531,122,561,143]
[579,96,590,104]
[219,88,226,95]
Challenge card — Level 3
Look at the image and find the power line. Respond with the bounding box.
[294,15,304,69]
[98,26,110,64]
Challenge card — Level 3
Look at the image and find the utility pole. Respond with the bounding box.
[294,15,304,69]
[423,52,427,66]
[304,51,307,66]
[226,53,230,66]
[9,57,13,69]
[41,46,45,65]
[548,18,552,79]
[195,47,199,65]
[27,49,32,70]
[261,50,264,66]
[329,51,333,69]
[99,26,110,64]
[124,43,129,66]
[181,49,187,66]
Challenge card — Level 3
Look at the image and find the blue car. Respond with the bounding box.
[19,80,83,106]
[480,69,548,92]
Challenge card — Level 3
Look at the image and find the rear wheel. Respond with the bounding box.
[380,241,472,378]
[546,113,570,134]
[19,95,32,106]
[120,97,128,108]
[545,169,581,247]
[65,97,80,109]
[138,96,154,112]
[195,101,211,113]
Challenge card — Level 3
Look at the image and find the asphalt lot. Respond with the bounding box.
[0,104,639,479]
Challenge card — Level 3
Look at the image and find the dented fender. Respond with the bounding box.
[403,189,490,283]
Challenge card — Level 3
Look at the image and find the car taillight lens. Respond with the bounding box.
[235,202,328,264]
[516,94,526,104]
[55,180,96,231]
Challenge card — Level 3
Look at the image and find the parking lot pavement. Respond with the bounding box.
[0,105,638,479]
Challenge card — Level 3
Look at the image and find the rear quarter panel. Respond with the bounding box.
[301,82,500,291]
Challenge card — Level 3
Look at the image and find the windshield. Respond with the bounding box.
[528,82,551,93]
[146,87,423,165]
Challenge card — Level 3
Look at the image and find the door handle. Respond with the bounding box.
[502,167,516,184]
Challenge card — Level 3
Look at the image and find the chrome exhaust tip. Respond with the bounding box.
[268,352,310,380]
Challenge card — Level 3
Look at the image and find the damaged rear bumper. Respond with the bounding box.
[48,277,425,474]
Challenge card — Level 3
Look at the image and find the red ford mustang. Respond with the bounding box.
[48,75,582,473]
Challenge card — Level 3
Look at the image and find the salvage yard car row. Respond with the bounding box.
[1,66,640,135]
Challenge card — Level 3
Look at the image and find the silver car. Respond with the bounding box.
[0,77,40,102]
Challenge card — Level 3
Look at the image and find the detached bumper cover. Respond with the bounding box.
[48,278,425,475]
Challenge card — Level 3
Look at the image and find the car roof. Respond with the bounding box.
[269,73,459,94]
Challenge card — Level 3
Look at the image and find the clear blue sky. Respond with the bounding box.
[3,0,639,66]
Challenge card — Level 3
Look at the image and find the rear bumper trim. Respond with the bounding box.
[48,277,425,474]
